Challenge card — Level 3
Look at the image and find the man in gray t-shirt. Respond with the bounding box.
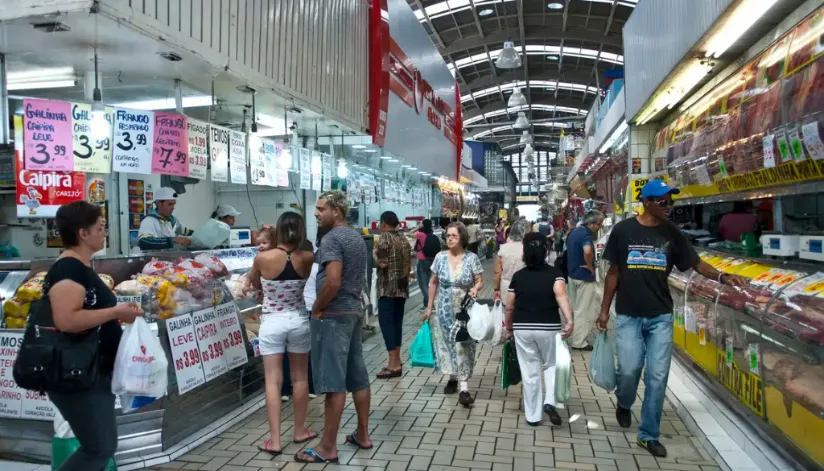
[298,190,371,465]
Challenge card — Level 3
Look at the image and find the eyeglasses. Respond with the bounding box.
[651,198,673,208]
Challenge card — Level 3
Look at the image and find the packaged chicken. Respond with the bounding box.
[29,271,47,282]
[141,258,175,276]
[3,298,30,319]
[5,317,26,329]
[98,274,115,290]
[194,253,228,277]
[16,280,44,303]
[177,259,214,281]
[114,279,150,297]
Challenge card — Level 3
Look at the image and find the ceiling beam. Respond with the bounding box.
[463,68,610,92]
[517,0,530,117]
[468,0,485,38]
[442,28,621,55]
[464,98,592,120]
[604,0,619,36]
[414,0,446,48]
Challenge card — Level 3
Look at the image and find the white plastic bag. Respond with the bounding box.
[190,218,231,249]
[112,317,168,398]
[488,300,506,346]
[467,302,492,342]
[555,334,572,403]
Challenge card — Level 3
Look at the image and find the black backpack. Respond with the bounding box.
[419,233,441,258]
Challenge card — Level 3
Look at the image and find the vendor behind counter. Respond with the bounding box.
[137,187,195,251]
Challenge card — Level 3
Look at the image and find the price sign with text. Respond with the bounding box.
[151,112,189,176]
[322,153,333,191]
[165,313,206,395]
[0,332,56,420]
[210,124,230,182]
[71,103,113,173]
[299,148,311,190]
[249,135,267,186]
[23,99,74,171]
[229,130,247,184]
[192,307,228,381]
[214,302,249,369]
[311,151,322,191]
[264,139,278,187]
[188,119,209,179]
[113,108,154,174]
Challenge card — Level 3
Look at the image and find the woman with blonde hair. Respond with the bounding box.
[493,219,531,304]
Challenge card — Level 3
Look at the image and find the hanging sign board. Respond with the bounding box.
[112,107,154,174]
[166,312,206,395]
[264,139,278,187]
[275,142,289,187]
[322,153,333,191]
[299,148,311,189]
[187,119,209,179]
[229,130,247,184]
[249,135,268,185]
[311,151,322,191]
[0,332,56,420]
[71,103,113,173]
[151,112,189,176]
[23,99,74,171]
[210,124,230,182]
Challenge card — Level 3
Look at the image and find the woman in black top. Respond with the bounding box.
[505,233,574,427]
[46,201,142,471]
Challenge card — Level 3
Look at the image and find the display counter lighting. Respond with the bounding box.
[704,0,778,59]
[113,95,213,110]
[636,61,710,124]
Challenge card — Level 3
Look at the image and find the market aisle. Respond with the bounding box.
[144,261,723,471]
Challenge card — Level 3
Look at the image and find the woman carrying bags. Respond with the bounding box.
[505,232,574,426]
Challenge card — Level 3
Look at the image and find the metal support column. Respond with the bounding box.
[0,54,10,145]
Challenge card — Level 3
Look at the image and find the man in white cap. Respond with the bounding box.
[138,187,194,251]
[212,204,242,227]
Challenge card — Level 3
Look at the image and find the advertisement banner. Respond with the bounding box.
[151,112,189,176]
[23,98,74,171]
[187,119,209,179]
[113,107,154,174]
[230,130,247,184]
[71,103,113,174]
[210,124,230,182]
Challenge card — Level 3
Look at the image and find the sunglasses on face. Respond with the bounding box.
[649,197,673,208]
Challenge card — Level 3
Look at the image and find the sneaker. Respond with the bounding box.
[571,345,593,351]
[527,420,541,427]
[616,406,632,428]
[458,391,475,407]
[281,395,290,402]
[543,404,562,426]
[444,380,458,395]
[637,438,667,457]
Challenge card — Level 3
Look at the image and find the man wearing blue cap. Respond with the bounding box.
[596,179,745,458]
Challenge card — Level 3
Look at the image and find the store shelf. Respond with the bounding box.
[674,180,824,207]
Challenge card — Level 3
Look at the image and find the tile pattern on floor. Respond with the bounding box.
[144,260,723,471]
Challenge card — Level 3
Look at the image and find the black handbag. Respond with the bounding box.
[13,295,102,394]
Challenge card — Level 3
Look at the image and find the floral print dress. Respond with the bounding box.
[429,251,483,380]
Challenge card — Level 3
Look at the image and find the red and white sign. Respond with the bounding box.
[192,307,229,381]
[0,332,56,421]
[369,0,462,179]
[14,125,86,218]
[166,313,206,395]
[214,303,249,370]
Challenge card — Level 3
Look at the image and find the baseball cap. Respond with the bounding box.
[215,204,241,218]
[151,187,178,202]
[640,180,680,199]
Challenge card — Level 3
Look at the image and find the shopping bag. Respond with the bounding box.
[467,302,492,342]
[410,323,435,368]
[555,335,572,403]
[111,317,168,398]
[52,437,117,471]
[589,332,616,392]
[501,339,521,389]
[488,301,506,346]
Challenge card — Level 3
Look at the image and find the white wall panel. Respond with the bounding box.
[623,0,733,121]
[101,0,368,131]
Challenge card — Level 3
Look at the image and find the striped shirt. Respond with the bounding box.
[508,265,565,331]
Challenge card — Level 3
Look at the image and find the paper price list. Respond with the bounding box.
[166,313,206,394]
[192,307,229,382]
[214,303,248,369]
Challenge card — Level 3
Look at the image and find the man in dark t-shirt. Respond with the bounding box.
[597,180,746,458]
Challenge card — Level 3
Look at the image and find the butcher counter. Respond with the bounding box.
[668,249,824,470]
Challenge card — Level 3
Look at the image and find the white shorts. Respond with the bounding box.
[258,310,311,355]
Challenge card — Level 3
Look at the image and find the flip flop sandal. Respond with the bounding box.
[345,431,374,449]
[376,367,402,379]
[293,430,318,444]
[257,439,282,456]
[294,448,339,464]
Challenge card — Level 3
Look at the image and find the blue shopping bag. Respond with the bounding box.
[590,331,616,392]
[410,323,435,368]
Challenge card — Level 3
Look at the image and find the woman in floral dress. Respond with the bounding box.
[424,222,484,407]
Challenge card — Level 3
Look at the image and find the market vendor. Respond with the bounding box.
[211,204,241,227]
[137,187,194,251]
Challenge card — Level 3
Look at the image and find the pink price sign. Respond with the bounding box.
[23,99,74,171]
[151,112,189,176]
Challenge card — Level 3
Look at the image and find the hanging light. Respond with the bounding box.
[519,130,532,145]
[337,159,349,178]
[90,48,109,140]
[508,88,527,107]
[523,145,534,158]
[495,41,521,69]
[513,112,530,129]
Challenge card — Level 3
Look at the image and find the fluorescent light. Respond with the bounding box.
[599,120,628,153]
[409,166,418,170]
[389,159,399,162]
[421,172,431,176]
[380,156,392,160]
[352,144,366,149]
[112,95,213,110]
[363,149,377,153]
[7,79,77,91]
[7,67,78,90]
[547,55,560,60]
[704,0,778,58]
[479,8,494,16]
[548,2,564,10]
[402,164,412,168]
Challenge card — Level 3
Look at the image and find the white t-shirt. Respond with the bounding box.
[303,263,319,311]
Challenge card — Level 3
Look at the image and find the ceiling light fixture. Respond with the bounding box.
[380,156,392,160]
[352,144,367,149]
[479,8,494,16]
[548,2,564,9]
[547,55,560,60]
[402,164,412,168]
[112,95,213,110]
[513,112,530,130]
[704,0,778,59]
[6,66,77,90]
[508,88,527,107]
[520,131,533,145]
[389,159,400,162]
[90,48,109,140]
[363,149,377,153]
[337,160,348,178]
[495,41,522,69]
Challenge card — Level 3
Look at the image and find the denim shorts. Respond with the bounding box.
[310,314,370,394]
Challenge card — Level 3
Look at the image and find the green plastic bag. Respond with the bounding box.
[410,323,435,368]
[501,339,521,390]
[555,336,572,403]
[52,437,117,471]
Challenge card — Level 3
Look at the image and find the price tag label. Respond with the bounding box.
[0,332,56,420]
[187,119,209,179]
[788,126,807,161]
[23,98,74,171]
[215,302,249,369]
[801,122,824,160]
[116,295,142,305]
[762,134,776,168]
[192,307,229,381]
[299,148,311,190]
[166,313,206,395]
[698,321,707,346]
[265,140,278,187]
[322,153,334,191]
[210,125,230,182]
[113,107,153,174]
[151,112,189,176]
[229,130,247,184]
[749,344,760,375]
[776,127,792,163]
[725,337,734,367]
[71,103,113,173]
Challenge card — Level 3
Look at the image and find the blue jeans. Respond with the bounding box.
[378,296,406,351]
[416,259,433,307]
[614,313,673,442]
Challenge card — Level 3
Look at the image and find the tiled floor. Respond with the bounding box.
[142,261,723,471]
